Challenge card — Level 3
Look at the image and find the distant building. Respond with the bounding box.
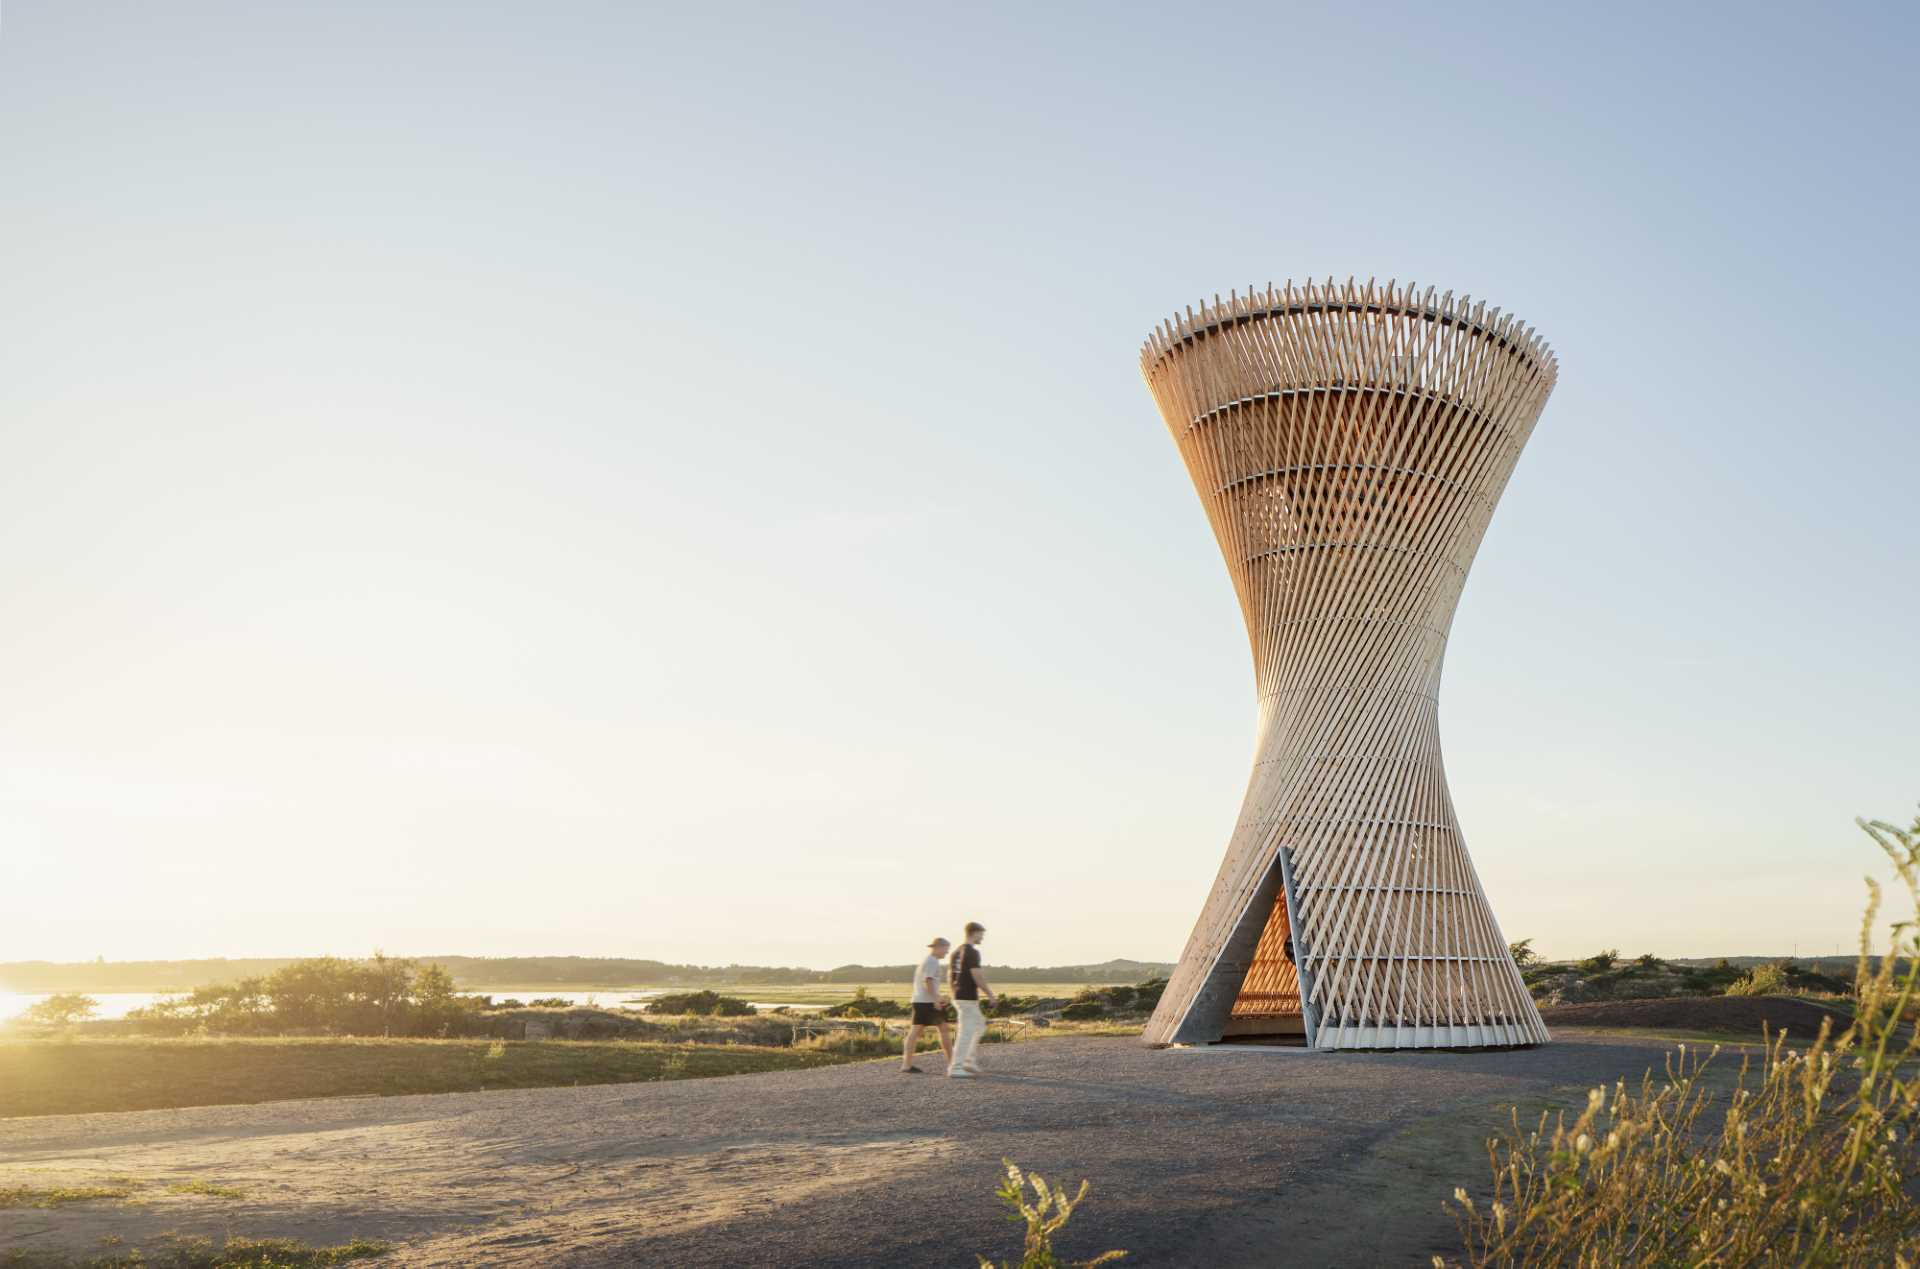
[1139,279,1556,1051]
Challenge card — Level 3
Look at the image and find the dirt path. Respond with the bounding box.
[0,1032,1711,1266]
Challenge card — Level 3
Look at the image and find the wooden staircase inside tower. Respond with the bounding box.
[1220,882,1309,1044]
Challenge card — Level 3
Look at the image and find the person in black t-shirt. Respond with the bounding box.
[947,921,996,1077]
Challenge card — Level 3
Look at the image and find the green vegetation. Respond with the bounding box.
[797,1027,906,1058]
[807,979,1167,1026]
[19,994,100,1028]
[168,1180,245,1198]
[822,986,909,1018]
[1050,980,1166,1022]
[0,1037,853,1117]
[1724,961,1792,996]
[0,1235,394,1268]
[978,1160,1125,1268]
[1517,948,1850,1006]
[0,956,1173,994]
[0,1182,136,1208]
[111,954,482,1038]
[0,1175,247,1211]
[1442,807,1920,1267]
[643,990,756,1017]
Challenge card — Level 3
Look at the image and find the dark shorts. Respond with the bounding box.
[911,1002,946,1026]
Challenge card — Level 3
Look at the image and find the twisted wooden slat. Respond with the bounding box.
[1141,278,1556,1050]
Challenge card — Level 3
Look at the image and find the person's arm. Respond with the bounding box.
[970,963,995,1005]
[922,970,939,1001]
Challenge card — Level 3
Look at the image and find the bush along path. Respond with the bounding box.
[1442,806,1920,1267]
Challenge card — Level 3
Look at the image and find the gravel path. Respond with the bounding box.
[0,1032,1701,1266]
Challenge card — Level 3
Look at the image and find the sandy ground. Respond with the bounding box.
[0,1031,1712,1266]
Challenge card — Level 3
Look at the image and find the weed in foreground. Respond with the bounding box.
[1439,807,1920,1267]
[0,1184,136,1209]
[978,1160,1125,1269]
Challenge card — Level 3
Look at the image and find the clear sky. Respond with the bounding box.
[2,3,1915,970]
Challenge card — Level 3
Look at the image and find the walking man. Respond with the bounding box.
[901,937,952,1073]
[947,921,997,1078]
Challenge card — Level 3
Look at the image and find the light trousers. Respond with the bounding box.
[951,999,986,1070]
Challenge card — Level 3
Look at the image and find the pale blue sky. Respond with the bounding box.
[2,3,1915,968]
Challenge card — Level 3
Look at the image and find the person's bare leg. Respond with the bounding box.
[937,1021,954,1062]
[900,1024,921,1070]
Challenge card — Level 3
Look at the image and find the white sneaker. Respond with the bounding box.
[947,1068,975,1078]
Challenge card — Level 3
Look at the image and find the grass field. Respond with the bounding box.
[0,1038,854,1119]
[623,981,1107,1007]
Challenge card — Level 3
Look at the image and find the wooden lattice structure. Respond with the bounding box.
[1139,278,1556,1050]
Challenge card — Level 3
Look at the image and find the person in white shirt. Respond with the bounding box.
[900,937,953,1073]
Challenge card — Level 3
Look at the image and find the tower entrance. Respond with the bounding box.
[1223,890,1307,1041]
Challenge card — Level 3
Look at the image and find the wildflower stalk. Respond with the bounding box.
[979,1160,1127,1269]
[1439,807,1920,1268]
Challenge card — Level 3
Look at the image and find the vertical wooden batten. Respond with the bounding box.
[1140,278,1556,1051]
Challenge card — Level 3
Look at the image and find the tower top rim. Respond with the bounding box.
[1141,277,1558,380]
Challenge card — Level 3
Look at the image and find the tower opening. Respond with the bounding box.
[1223,890,1306,1042]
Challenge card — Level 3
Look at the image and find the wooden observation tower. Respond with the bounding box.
[1140,278,1556,1050]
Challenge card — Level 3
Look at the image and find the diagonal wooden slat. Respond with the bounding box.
[1140,279,1556,1051]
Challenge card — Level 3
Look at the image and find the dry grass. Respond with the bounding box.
[0,1234,395,1267]
[1441,809,1920,1267]
[0,1182,136,1208]
[0,1037,854,1118]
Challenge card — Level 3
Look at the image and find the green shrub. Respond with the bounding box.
[1442,806,1920,1267]
[823,987,908,1019]
[978,1159,1125,1268]
[1578,948,1620,975]
[988,994,1063,1018]
[1724,961,1791,996]
[644,991,756,1017]
[798,1027,902,1057]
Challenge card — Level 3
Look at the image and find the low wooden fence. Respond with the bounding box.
[789,1015,1032,1045]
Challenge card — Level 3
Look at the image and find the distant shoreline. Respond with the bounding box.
[0,955,1179,995]
[4,953,1868,996]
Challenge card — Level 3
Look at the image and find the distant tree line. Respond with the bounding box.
[1,955,1176,992]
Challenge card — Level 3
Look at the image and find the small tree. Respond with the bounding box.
[265,957,360,1030]
[23,993,98,1028]
[186,977,271,1030]
[1578,948,1619,974]
[411,963,467,1034]
[361,951,419,1037]
[1507,939,1537,968]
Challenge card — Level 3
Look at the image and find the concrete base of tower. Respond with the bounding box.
[1312,1021,1550,1050]
[1143,1016,1551,1051]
